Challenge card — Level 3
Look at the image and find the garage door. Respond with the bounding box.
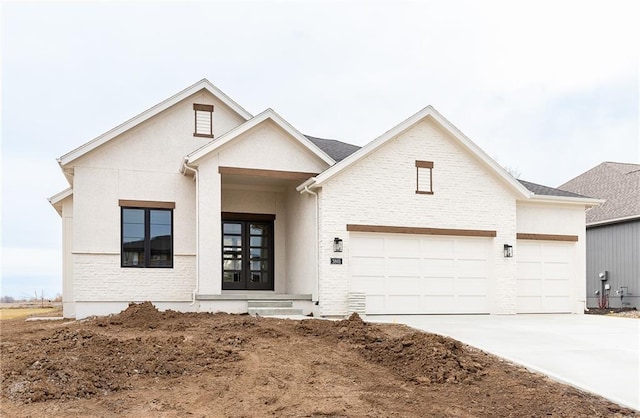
[350,233,491,314]
[516,240,574,313]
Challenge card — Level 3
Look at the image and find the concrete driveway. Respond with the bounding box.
[368,314,639,411]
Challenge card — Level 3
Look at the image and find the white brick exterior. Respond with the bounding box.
[317,119,519,316]
[73,254,196,302]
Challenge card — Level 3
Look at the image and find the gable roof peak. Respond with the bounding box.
[57,78,253,169]
[186,107,335,166]
[306,104,532,198]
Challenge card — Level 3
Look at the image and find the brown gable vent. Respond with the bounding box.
[194,103,214,138]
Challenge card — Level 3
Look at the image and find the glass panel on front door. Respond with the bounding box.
[222,220,274,290]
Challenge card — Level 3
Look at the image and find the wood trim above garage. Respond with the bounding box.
[346,224,497,237]
[516,233,578,242]
[218,166,318,180]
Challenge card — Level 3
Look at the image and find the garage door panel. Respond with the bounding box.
[518,242,541,261]
[423,296,456,312]
[386,295,422,313]
[365,295,386,313]
[517,261,542,280]
[456,296,489,312]
[421,238,454,258]
[516,240,574,313]
[350,233,490,314]
[517,296,541,313]
[422,258,455,277]
[457,259,488,277]
[542,244,571,260]
[352,277,385,294]
[543,279,569,296]
[386,277,421,295]
[422,277,455,295]
[351,257,385,277]
[456,278,489,295]
[350,237,384,257]
[456,240,488,259]
[387,257,421,276]
[542,296,570,312]
[542,262,570,279]
[387,237,421,257]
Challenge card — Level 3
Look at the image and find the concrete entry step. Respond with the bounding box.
[248,300,293,308]
[248,307,303,316]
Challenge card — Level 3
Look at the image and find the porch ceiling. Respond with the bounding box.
[221,173,299,189]
[219,167,317,189]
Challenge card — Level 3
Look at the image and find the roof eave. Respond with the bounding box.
[48,187,73,216]
[587,214,640,228]
[527,195,606,206]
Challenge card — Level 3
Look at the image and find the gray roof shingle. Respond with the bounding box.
[518,179,588,198]
[559,162,640,223]
[305,135,360,162]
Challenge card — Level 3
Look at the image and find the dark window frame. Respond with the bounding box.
[415,160,434,195]
[221,212,275,291]
[121,206,174,268]
[193,103,214,138]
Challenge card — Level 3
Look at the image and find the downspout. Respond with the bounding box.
[182,159,199,306]
[301,185,320,308]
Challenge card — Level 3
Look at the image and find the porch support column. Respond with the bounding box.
[197,160,222,295]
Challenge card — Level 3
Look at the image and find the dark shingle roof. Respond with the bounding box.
[559,162,640,223]
[305,135,360,162]
[518,179,588,198]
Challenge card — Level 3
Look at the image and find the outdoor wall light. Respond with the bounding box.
[503,244,513,258]
[333,237,343,252]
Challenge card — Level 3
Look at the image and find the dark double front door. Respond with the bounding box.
[222,215,274,290]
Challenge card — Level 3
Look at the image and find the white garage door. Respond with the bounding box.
[516,240,574,313]
[350,233,491,314]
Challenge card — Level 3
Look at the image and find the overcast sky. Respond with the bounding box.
[2,1,638,299]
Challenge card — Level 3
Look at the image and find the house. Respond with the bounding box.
[559,162,640,310]
[48,79,602,319]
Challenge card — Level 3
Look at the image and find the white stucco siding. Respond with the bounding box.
[217,121,329,173]
[71,90,246,174]
[516,203,587,313]
[61,197,75,318]
[196,160,222,295]
[72,166,195,255]
[285,189,317,297]
[317,118,518,316]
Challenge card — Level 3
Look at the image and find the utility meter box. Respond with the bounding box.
[599,271,608,281]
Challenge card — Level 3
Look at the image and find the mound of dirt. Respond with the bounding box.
[95,301,163,329]
[361,332,485,384]
[3,304,244,403]
[1,304,636,417]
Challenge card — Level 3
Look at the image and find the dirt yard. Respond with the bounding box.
[1,303,637,417]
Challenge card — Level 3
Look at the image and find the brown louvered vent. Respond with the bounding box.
[193,104,214,138]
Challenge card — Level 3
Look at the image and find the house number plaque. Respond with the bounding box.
[330,258,343,265]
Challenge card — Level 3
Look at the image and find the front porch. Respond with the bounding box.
[193,165,321,306]
[196,292,315,316]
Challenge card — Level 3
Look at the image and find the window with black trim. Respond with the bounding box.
[416,160,434,194]
[193,103,214,138]
[121,207,173,268]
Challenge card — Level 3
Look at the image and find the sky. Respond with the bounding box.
[1,0,639,299]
